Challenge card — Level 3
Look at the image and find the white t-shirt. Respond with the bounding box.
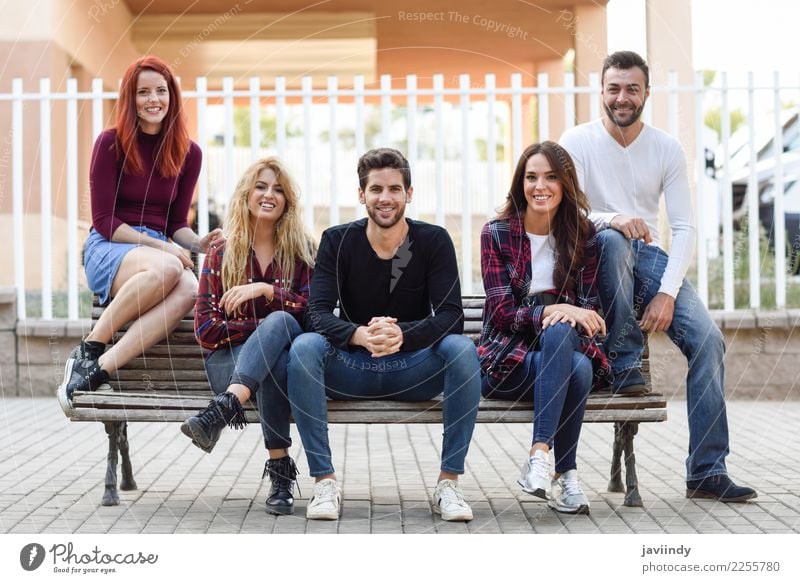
[527,232,556,295]
[559,119,695,298]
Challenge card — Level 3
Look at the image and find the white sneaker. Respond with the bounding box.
[306,478,341,520]
[548,469,590,514]
[518,449,551,500]
[433,479,473,521]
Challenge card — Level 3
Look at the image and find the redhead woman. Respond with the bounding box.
[59,56,221,402]
[183,157,316,515]
[478,141,611,514]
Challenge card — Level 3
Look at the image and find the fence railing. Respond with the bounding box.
[3,72,799,320]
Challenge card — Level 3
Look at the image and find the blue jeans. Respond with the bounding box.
[204,311,302,450]
[287,333,481,477]
[596,229,729,481]
[482,323,593,474]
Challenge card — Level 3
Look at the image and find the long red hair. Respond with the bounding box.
[115,55,189,178]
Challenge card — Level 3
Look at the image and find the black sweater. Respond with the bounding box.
[307,218,464,352]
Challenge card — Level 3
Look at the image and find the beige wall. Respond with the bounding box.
[0,1,136,291]
[0,0,139,86]
[53,0,139,84]
[0,215,85,289]
[0,3,53,39]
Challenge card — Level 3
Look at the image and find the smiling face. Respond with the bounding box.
[136,69,169,134]
[359,168,413,229]
[248,167,287,227]
[523,153,563,225]
[601,66,649,129]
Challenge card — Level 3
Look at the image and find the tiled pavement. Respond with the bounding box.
[0,398,798,534]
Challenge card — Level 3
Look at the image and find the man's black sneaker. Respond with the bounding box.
[263,456,300,515]
[612,383,652,397]
[180,392,246,453]
[612,367,651,396]
[686,474,757,503]
[60,358,111,403]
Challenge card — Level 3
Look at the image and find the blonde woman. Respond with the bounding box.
[183,157,316,515]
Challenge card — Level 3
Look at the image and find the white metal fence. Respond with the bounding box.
[2,72,799,320]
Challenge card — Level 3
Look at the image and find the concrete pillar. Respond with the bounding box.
[646,0,696,251]
[522,94,536,150]
[646,0,694,145]
[571,3,608,123]
[537,58,566,141]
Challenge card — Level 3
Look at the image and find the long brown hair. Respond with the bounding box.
[115,55,189,177]
[499,141,591,294]
[222,157,317,291]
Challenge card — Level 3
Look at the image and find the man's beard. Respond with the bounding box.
[366,202,406,228]
[604,101,645,128]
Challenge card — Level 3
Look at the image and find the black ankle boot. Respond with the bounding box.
[180,393,246,454]
[264,456,299,515]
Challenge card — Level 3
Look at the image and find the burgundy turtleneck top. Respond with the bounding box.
[89,128,202,240]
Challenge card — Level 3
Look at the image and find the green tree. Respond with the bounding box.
[233,107,298,147]
[705,107,746,140]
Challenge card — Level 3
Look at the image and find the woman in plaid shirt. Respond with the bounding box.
[479,141,611,515]
[182,157,316,516]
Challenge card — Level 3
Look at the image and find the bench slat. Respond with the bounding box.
[65,406,666,424]
[114,369,209,381]
[131,346,204,357]
[120,358,206,370]
[71,391,666,412]
[108,381,212,390]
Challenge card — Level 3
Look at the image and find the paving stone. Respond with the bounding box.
[0,399,798,535]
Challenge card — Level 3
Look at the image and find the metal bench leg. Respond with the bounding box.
[608,422,625,493]
[118,422,137,491]
[621,421,643,507]
[101,422,121,506]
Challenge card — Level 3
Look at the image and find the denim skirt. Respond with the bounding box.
[83,225,167,305]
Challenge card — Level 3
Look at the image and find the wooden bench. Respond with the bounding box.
[58,296,667,509]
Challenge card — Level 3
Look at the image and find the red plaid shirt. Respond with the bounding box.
[195,240,312,355]
[478,215,612,390]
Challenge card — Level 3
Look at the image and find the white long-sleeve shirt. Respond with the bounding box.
[559,119,695,298]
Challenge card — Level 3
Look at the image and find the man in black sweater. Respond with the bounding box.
[288,148,481,521]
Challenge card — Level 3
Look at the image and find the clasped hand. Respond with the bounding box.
[355,316,404,357]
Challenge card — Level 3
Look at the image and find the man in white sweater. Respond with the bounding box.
[560,51,755,503]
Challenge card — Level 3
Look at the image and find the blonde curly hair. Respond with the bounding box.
[221,157,316,291]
